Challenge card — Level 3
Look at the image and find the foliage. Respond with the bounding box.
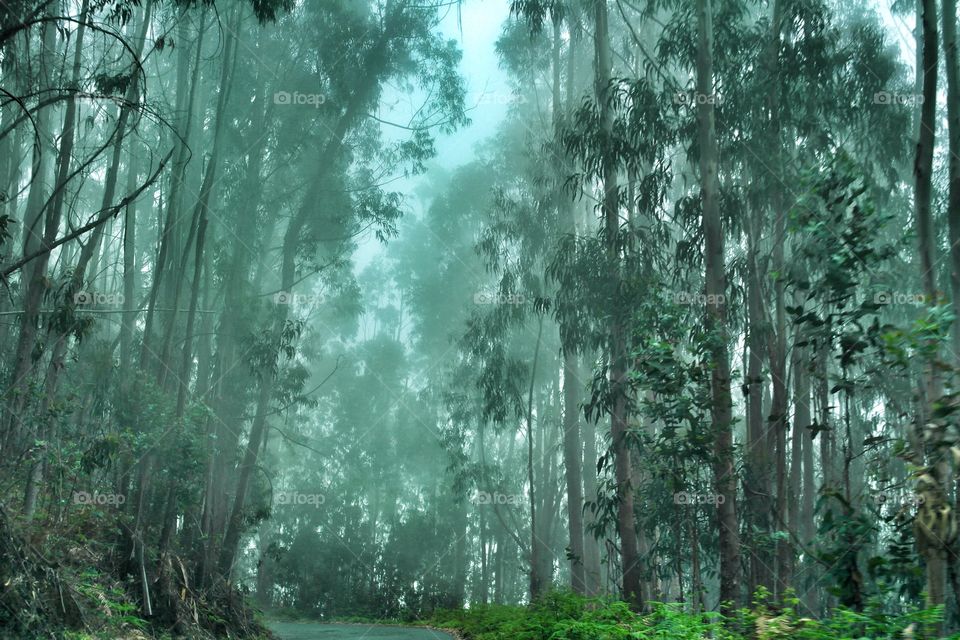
[427,591,955,640]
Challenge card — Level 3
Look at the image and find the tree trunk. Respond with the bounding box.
[696,0,740,612]
[553,13,586,596]
[915,0,948,620]
[592,0,643,610]
[139,5,205,375]
[947,0,960,360]
[526,316,545,600]
[22,0,90,519]
[581,358,603,595]
[744,224,773,598]
[3,11,57,453]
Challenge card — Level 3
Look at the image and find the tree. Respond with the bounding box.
[694,0,740,612]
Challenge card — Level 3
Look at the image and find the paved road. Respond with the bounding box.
[269,622,454,639]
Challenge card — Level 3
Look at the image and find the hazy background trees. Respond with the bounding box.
[4,0,960,636]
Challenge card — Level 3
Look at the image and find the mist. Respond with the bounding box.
[0,1,956,639]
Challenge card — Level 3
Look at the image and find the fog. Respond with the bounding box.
[1,0,958,638]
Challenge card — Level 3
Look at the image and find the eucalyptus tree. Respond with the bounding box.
[688,0,740,611]
[911,0,954,620]
[209,0,467,583]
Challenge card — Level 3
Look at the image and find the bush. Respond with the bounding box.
[424,590,957,640]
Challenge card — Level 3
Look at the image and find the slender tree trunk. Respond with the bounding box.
[22,0,91,518]
[553,13,586,596]
[592,0,642,609]
[526,316,545,600]
[494,520,506,603]
[120,150,139,373]
[787,331,805,590]
[575,22,600,597]
[4,11,57,453]
[581,356,603,595]
[916,0,939,303]
[696,0,740,612]
[744,224,772,598]
[562,354,586,593]
[174,17,235,416]
[140,6,204,374]
[758,0,792,599]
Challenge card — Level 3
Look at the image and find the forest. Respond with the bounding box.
[1,0,959,638]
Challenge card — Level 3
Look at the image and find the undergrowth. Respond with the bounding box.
[423,590,957,640]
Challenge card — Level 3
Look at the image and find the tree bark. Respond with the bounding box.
[553,12,586,596]
[695,0,740,612]
[947,0,960,360]
[592,0,643,610]
[3,10,57,453]
[915,0,947,619]
[526,316,545,600]
[744,220,773,598]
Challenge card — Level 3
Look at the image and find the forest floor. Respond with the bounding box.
[417,591,953,640]
[0,507,272,639]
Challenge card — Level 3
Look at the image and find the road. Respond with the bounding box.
[268,621,455,639]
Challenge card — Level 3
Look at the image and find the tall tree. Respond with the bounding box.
[592,0,643,610]
[913,0,948,618]
[695,0,740,611]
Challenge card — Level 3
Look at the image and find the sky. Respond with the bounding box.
[354,0,512,270]
[432,0,514,168]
